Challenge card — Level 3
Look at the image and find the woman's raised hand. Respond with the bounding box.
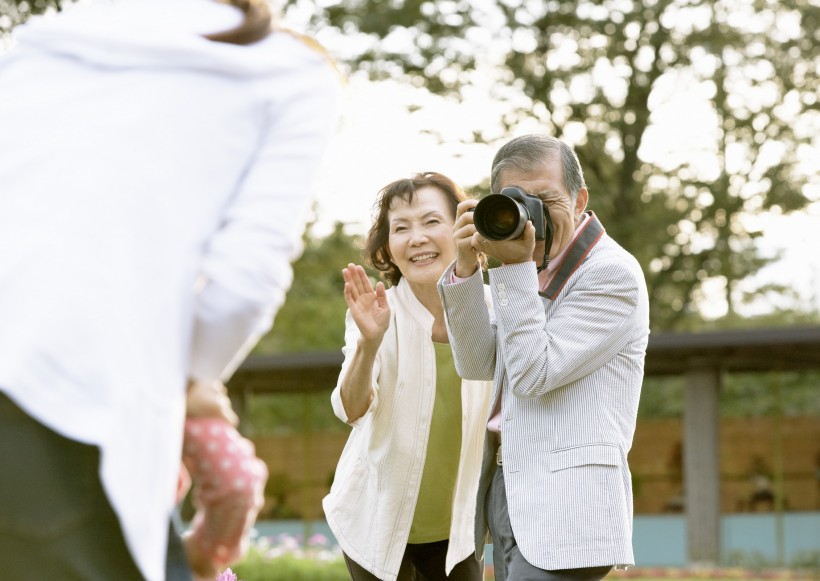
[342,263,390,346]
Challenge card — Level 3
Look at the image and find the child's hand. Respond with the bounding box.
[186,379,238,426]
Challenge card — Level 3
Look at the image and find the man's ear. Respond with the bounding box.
[575,188,589,217]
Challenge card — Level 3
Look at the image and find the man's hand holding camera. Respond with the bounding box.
[478,221,539,267]
[453,201,534,276]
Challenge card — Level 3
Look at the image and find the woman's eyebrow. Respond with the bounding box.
[392,210,444,222]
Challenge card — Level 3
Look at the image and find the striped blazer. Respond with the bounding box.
[438,222,649,570]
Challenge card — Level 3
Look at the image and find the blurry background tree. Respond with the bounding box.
[0,0,60,42]
[3,0,818,429]
[290,0,818,331]
[3,0,817,331]
[254,222,363,355]
[241,221,365,433]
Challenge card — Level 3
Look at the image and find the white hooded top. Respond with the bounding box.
[0,1,340,578]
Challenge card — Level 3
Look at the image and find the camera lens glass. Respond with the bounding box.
[486,206,519,238]
[474,195,528,240]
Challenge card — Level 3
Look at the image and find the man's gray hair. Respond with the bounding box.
[490,134,586,200]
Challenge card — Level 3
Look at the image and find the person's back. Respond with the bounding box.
[0,2,339,579]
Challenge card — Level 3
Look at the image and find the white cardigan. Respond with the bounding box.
[0,2,339,579]
[323,278,493,581]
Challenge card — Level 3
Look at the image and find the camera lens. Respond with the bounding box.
[473,194,528,240]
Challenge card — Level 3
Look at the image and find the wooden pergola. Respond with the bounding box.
[227,325,820,566]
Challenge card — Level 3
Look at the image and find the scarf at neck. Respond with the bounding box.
[539,211,605,300]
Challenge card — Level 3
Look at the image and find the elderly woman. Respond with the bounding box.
[323,173,492,581]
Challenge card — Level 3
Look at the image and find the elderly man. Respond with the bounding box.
[439,134,649,581]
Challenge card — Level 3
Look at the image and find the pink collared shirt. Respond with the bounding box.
[452,214,589,435]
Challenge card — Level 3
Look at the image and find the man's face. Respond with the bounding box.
[497,158,588,261]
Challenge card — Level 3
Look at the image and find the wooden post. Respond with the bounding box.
[684,363,722,566]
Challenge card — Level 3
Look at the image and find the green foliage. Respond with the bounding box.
[243,391,349,434]
[637,370,820,418]
[255,222,363,354]
[670,304,820,334]
[243,222,365,434]
[231,549,348,581]
[291,0,818,331]
[724,548,820,570]
[1,0,63,37]
[721,370,820,418]
[637,376,685,419]
[5,0,817,330]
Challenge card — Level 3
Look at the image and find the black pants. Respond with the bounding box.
[344,539,483,581]
[486,465,613,581]
[0,391,191,581]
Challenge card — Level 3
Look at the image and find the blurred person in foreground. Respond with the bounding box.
[438,135,649,581]
[0,0,340,579]
[323,173,493,581]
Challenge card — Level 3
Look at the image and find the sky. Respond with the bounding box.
[310,78,820,319]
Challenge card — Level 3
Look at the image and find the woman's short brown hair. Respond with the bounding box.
[365,172,467,286]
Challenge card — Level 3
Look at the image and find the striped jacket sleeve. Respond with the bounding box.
[438,263,497,381]
[491,254,641,399]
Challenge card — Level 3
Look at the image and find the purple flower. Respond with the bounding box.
[308,533,329,547]
[216,568,238,581]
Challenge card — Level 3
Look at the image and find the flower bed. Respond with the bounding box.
[219,532,817,581]
[229,533,348,581]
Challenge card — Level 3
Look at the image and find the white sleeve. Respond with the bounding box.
[189,60,341,381]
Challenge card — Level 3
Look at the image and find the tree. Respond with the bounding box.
[0,0,61,39]
[240,221,365,434]
[255,221,365,354]
[6,0,817,330]
[291,0,818,330]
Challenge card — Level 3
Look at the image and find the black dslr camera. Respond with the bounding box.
[473,186,553,243]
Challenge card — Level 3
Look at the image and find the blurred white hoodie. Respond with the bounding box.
[0,1,340,578]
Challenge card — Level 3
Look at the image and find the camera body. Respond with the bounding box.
[473,186,551,242]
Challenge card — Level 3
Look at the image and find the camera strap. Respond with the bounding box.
[539,211,605,300]
[536,208,555,273]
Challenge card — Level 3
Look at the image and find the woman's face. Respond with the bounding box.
[387,186,457,289]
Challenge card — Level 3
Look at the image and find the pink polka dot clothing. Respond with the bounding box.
[181,417,268,566]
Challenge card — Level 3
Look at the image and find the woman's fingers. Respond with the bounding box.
[342,263,374,299]
[343,265,384,318]
[350,264,369,291]
[374,281,387,308]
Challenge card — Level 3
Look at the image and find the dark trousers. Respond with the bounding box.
[0,391,191,581]
[486,465,613,581]
[344,539,483,581]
